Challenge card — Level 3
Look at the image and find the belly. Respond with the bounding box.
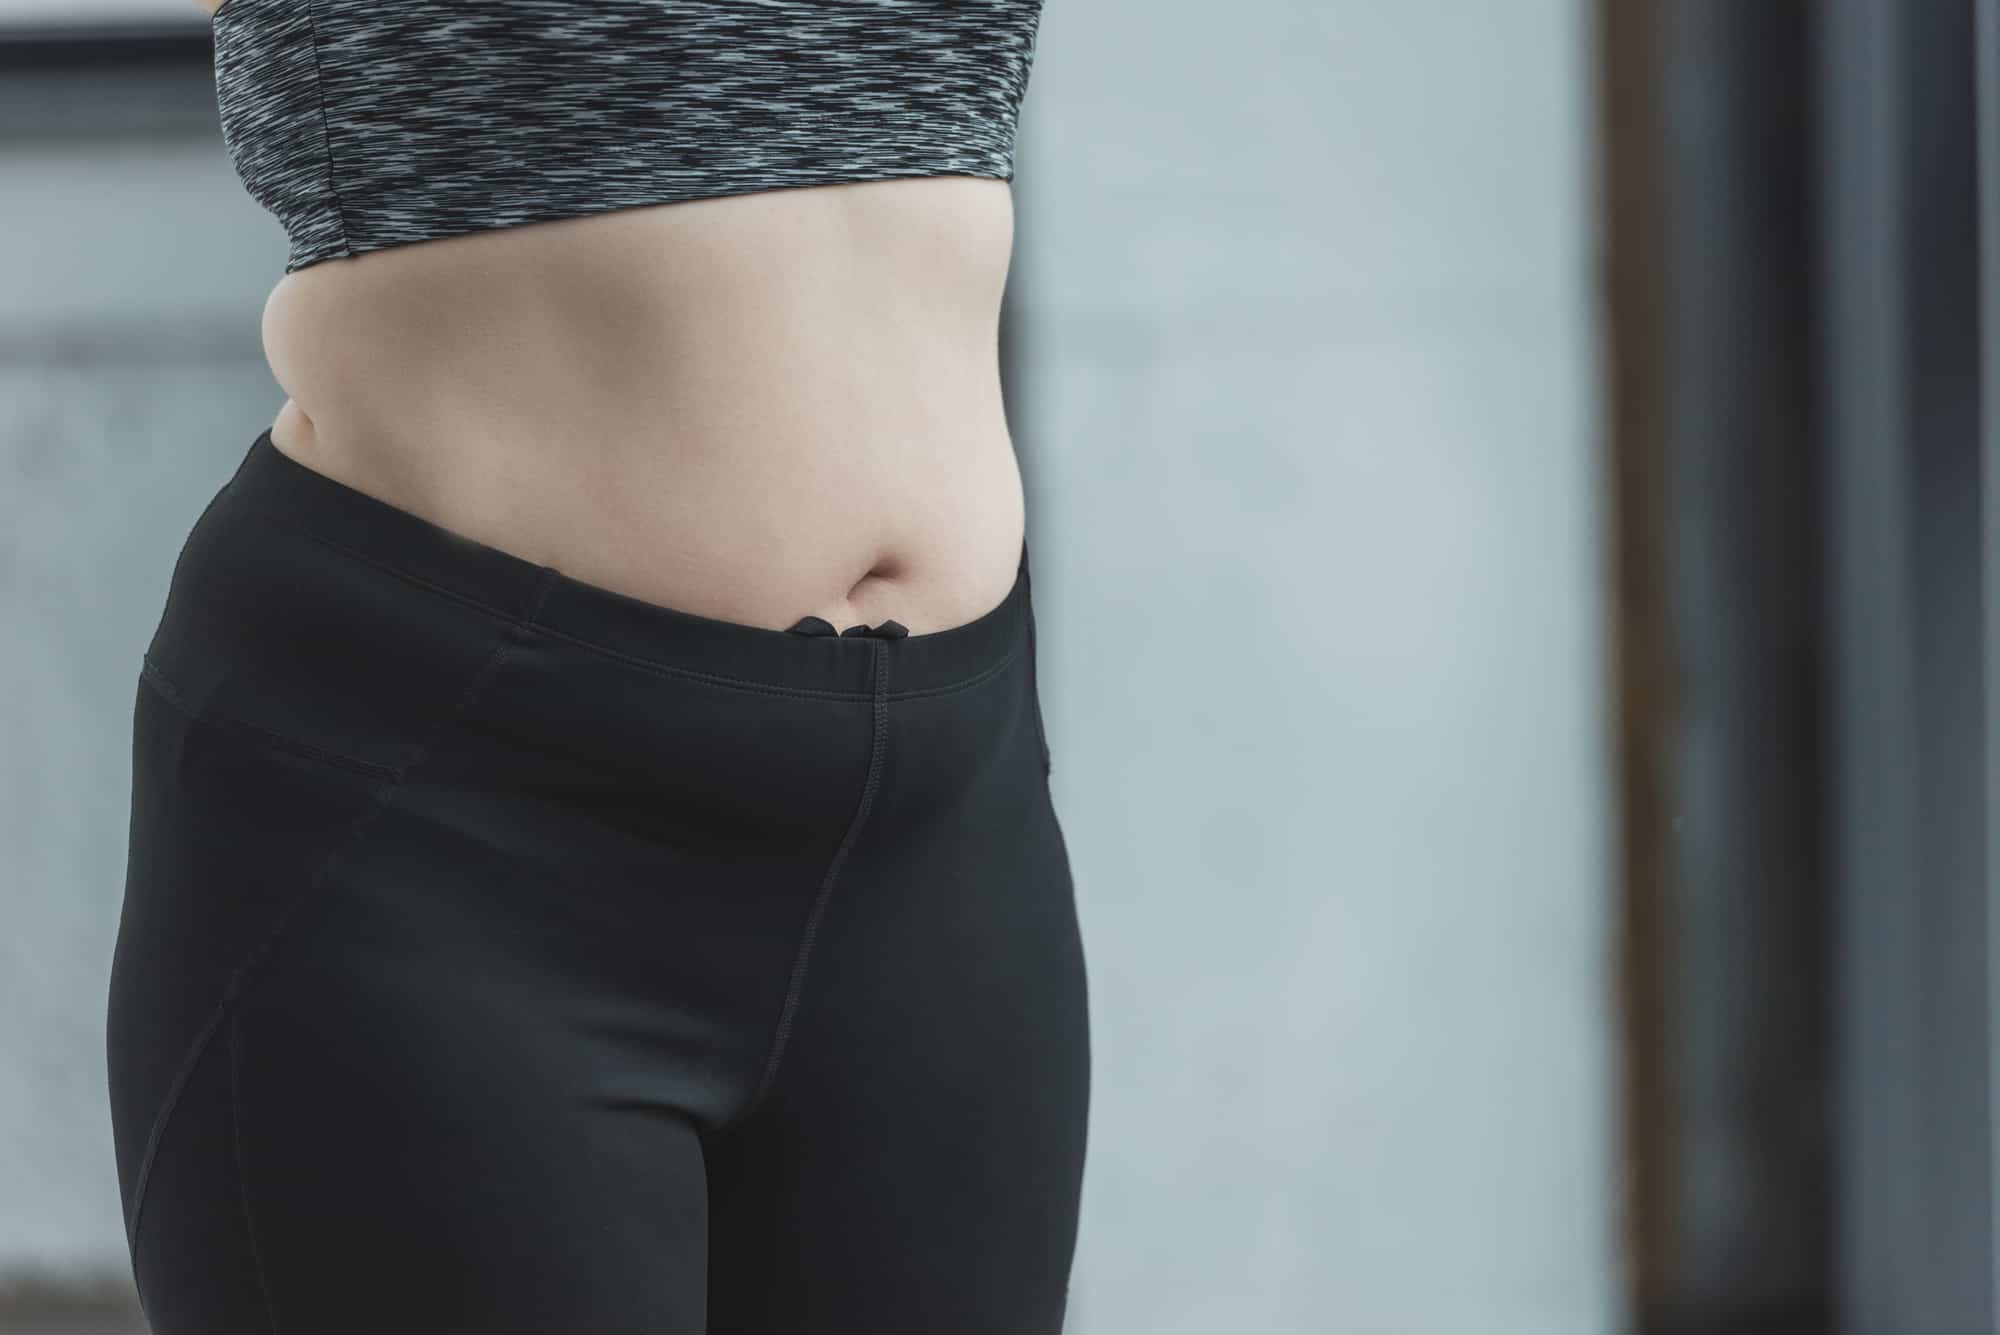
[257,176,1027,636]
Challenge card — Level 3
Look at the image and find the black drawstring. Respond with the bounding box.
[785,615,908,640]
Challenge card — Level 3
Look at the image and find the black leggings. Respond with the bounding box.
[106,430,1090,1334]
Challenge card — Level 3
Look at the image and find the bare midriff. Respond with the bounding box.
[258,174,1026,636]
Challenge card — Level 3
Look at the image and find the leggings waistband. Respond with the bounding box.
[222,428,1035,700]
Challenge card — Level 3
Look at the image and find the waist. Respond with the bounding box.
[256,178,1027,639]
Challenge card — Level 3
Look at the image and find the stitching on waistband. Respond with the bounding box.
[884,641,1023,699]
[250,507,1023,700]
[274,517,528,625]
[514,620,872,700]
[522,617,1023,702]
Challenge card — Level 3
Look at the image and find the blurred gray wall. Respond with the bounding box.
[3,134,291,1287]
[2,1,1617,1330]
[1010,2,1618,1331]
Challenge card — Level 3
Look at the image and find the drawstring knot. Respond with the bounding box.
[785,616,908,640]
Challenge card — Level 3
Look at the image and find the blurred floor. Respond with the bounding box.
[0,1273,144,1335]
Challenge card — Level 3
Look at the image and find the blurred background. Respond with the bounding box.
[4,0,1997,1331]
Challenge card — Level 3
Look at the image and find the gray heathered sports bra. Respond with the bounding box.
[209,0,1045,274]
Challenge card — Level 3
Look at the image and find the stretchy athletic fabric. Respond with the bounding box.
[107,430,1089,1333]
[210,0,1046,273]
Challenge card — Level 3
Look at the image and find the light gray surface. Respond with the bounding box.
[0,0,202,22]
[3,135,290,1277]
[3,4,1617,1329]
[1011,2,1616,1332]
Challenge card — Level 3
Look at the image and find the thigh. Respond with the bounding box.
[702,728,1091,1335]
[108,680,710,1335]
[228,950,710,1335]
[139,995,710,1335]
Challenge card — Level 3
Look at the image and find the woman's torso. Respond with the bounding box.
[256,165,1026,638]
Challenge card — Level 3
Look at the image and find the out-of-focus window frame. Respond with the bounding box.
[0,24,215,140]
[1824,0,1993,1330]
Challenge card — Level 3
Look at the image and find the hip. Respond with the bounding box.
[107,422,1082,1327]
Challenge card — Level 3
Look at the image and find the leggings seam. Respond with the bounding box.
[520,621,877,701]
[716,635,892,1135]
[264,515,529,627]
[229,1010,281,1335]
[120,565,561,1267]
[298,0,355,262]
[138,656,403,782]
[123,999,231,1306]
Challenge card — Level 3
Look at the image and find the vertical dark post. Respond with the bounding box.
[1822,0,1991,1330]
[1597,0,1674,1311]
[1657,4,1829,1329]
[1603,3,1831,1331]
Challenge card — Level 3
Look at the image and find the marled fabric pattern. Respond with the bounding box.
[211,0,1044,273]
